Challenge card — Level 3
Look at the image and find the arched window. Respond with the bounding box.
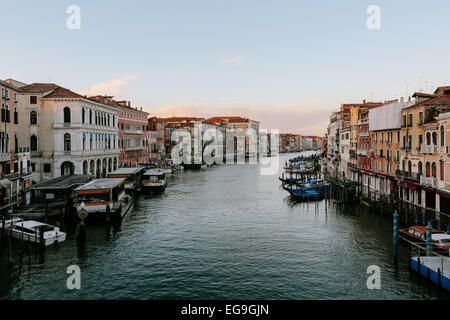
[63,107,71,123]
[82,108,85,124]
[425,162,430,177]
[426,132,431,145]
[432,132,437,145]
[418,161,422,175]
[30,135,37,152]
[89,110,92,124]
[441,126,445,147]
[30,111,37,125]
[64,133,71,151]
[432,162,437,178]
[408,160,412,173]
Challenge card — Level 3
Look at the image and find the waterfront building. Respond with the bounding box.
[18,83,120,181]
[0,79,33,211]
[435,111,450,214]
[147,117,166,165]
[326,109,350,179]
[160,117,205,159]
[398,89,450,212]
[338,125,351,180]
[89,96,148,167]
[206,117,260,158]
[369,99,414,200]
[344,101,383,180]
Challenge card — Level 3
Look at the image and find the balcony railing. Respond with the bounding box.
[347,162,357,169]
[420,176,437,188]
[421,144,437,154]
[396,170,421,182]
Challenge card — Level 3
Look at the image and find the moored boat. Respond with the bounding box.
[73,178,133,218]
[6,219,66,246]
[107,167,145,193]
[399,226,450,254]
[142,169,167,194]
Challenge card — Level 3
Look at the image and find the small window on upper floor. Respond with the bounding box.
[30,96,37,104]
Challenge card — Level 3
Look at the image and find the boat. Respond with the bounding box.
[107,167,145,193]
[6,219,66,246]
[73,178,133,218]
[399,226,450,254]
[162,167,173,174]
[142,169,167,194]
[283,180,331,200]
[279,176,302,184]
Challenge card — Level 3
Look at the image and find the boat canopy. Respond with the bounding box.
[143,169,165,176]
[75,178,126,192]
[108,167,144,177]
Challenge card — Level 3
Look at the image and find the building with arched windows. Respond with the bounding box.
[18,83,120,182]
[88,96,148,167]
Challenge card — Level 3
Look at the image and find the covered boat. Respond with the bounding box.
[74,178,132,218]
[142,169,167,194]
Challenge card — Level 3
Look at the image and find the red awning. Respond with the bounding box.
[399,181,419,190]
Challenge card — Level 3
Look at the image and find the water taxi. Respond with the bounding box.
[142,169,167,194]
[399,226,450,254]
[73,178,132,218]
[107,167,145,193]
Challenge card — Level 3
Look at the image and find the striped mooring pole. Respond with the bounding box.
[393,210,399,262]
[426,223,432,257]
[415,214,419,226]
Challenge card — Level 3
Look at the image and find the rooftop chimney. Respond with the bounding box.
[400,97,404,103]
[363,99,366,104]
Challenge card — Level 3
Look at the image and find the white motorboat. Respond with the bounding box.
[8,220,66,246]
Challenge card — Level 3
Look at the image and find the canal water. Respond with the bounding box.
[1,151,449,300]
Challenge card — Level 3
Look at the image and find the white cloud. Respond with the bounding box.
[81,74,139,96]
[219,56,242,65]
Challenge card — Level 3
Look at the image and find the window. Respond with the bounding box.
[82,108,85,124]
[5,105,9,123]
[63,107,71,123]
[13,108,18,124]
[30,96,37,104]
[441,126,445,146]
[30,135,37,151]
[419,112,423,125]
[64,133,71,151]
[1,104,4,122]
[89,110,92,124]
[43,163,51,173]
[30,111,37,125]
[408,114,413,127]
[397,131,400,143]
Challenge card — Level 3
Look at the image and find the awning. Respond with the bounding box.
[399,180,419,190]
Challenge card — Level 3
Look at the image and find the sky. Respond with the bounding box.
[1,0,450,135]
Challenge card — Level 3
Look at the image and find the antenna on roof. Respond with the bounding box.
[49,75,51,83]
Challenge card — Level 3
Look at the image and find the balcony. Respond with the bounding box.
[396,170,421,182]
[124,129,143,135]
[421,144,437,154]
[420,176,437,188]
[347,162,357,170]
